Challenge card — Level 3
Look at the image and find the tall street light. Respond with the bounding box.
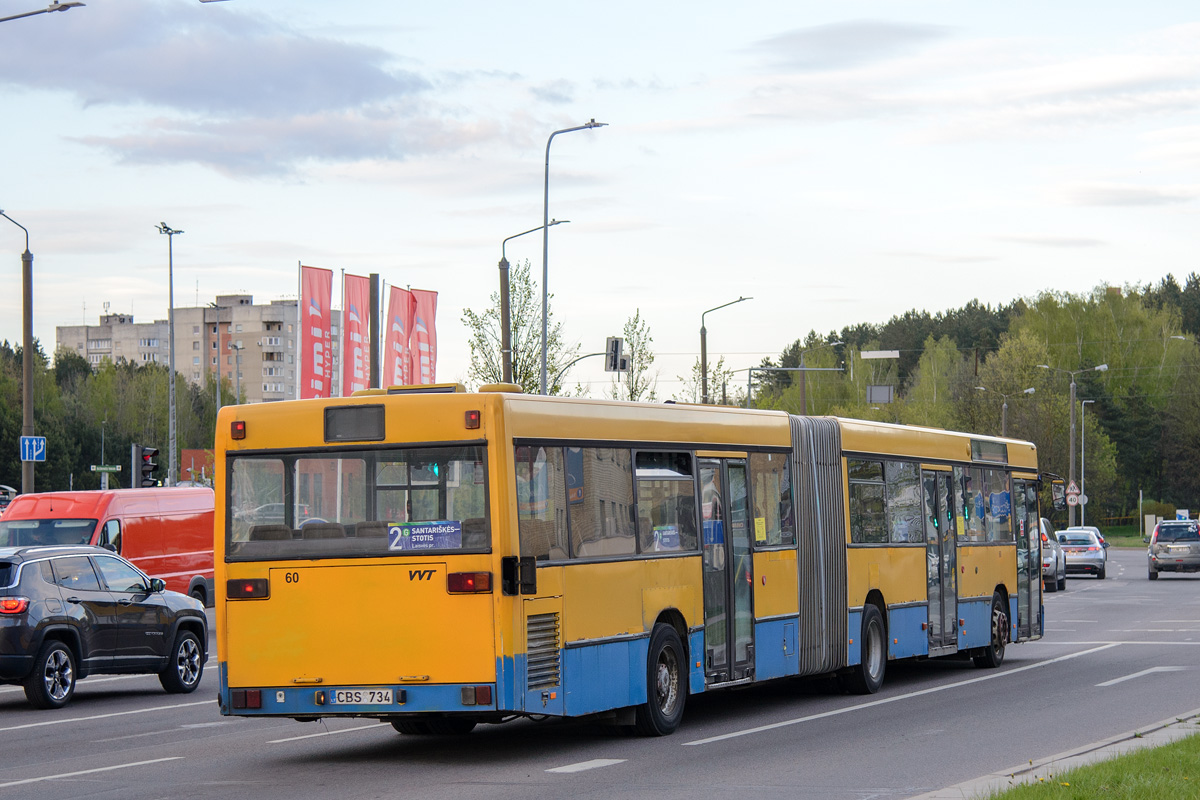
[158,223,183,486]
[1,210,35,494]
[0,1,84,23]
[975,385,1035,437]
[1080,399,1095,526]
[700,297,752,404]
[500,219,568,385]
[1039,362,1107,526]
[540,119,607,395]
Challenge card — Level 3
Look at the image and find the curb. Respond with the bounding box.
[908,707,1200,799]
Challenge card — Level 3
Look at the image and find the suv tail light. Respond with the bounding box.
[0,597,29,614]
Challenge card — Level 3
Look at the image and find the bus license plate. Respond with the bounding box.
[330,688,394,705]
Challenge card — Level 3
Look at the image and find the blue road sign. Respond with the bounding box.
[19,435,46,462]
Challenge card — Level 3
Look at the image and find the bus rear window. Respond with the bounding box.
[227,446,489,561]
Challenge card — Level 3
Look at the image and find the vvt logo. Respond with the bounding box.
[409,569,436,581]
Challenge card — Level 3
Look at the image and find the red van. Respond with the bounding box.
[0,488,215,605]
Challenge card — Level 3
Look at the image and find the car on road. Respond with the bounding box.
[0,545,207,709]
[1040,518,1066,592]
[1147,519,1200,580]
[1057,529,1107,579]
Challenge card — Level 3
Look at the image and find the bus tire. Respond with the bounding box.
[844,604,886,695]
[390,719,433,735]
[159,630,204,693]
[972,595,1007,669]
[634,623,686,736]
[24,639,76,709]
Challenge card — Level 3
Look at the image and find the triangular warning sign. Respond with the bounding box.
[1067,481,1079,494]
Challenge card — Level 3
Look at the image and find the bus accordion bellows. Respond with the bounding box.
[214,386,1043,736]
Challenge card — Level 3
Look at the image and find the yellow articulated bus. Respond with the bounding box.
[214,386,1042,736]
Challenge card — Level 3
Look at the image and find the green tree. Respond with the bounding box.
[607,309,658,402]
[461,259,578,394]
[677,356,737,405]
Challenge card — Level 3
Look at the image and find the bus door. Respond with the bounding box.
[699,459,754,684]
[1013,479,1040,639]
[922,470,958,655]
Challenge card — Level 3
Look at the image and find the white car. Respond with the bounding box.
[1040,518,1066,592]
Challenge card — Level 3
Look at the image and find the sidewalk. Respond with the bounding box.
[909,707,1200,799]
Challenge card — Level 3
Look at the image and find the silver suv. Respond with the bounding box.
[1148,520,1200,580]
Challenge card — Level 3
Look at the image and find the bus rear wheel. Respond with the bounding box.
[842,604,886,694]
[634,624,686,736]
[972,594,1007,669]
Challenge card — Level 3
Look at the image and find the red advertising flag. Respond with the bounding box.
[300,265,333,399]
[341,273,370,396]
[384,286,415,386]
[409,289,438,385]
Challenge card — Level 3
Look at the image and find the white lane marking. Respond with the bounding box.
[683,643,1119,746]
[1096,666,1186,687]
[0,757,183,788]
[0,674,146,695]
[546,759,627,774]
[267,722,387,743]
[0,700,210,732]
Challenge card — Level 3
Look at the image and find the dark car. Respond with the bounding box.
[0,545,207,709]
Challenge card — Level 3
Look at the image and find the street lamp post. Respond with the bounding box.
[700,297,752,404]
[157,223,183,486]
[1080,399,1095,526]
[1038,363,1108,526]
[974,386,1035,437]
[229,343,244,404]
[1,210,35,494]
[0,1,84,23]
[540,119,607,395]
[500,220,568,385]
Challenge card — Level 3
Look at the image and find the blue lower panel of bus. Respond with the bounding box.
[560,637,647,716]
[958,597,992,650]
[216,662,498,717]
[753,618,798,680]
[887,605,928,660]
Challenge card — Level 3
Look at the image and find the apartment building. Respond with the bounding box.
[57,295,342,404]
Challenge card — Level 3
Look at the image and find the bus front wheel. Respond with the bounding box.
[843,604,886,695]
[634,624,686,736]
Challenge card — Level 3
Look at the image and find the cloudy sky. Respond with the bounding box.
[1,0,1197,396]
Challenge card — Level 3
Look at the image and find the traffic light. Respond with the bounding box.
[139,446,159,487]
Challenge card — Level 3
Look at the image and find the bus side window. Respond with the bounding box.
[99,519,122,553]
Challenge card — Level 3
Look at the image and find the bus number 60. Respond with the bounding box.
[284,572,299,583]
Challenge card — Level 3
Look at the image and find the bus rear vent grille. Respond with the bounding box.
[526,612,561,689]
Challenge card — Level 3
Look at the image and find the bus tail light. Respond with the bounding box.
[231,689,262,709]
[0,597,29,614]
[461,685,493,706]
[227,579,269,599]
[447,572,492,593]
[465,409,480,429]
[231,420,246,440]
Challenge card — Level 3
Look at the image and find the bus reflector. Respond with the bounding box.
[447,572,492,593]
[0,597,29,614]
[231,420,246,440]
[231,689,262,709]
[465,409,480,429]
[227,578,268,599]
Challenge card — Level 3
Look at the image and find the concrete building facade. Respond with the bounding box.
[57,295,342,404]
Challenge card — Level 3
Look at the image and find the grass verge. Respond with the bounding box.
[981,732,1200,799]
